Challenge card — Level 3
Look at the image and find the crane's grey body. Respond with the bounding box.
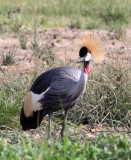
[30,66,88,114]
[20,34,103,138]
[20,46,92,139]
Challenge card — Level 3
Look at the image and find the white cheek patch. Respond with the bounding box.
[85,53,92,61]
[23,88,50,117]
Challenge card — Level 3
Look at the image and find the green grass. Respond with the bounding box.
[0,134,131,160]
[0,0,130,32]
[0,72,31,128]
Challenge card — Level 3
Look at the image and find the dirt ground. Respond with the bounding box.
[0,123,130,143]
[0,27,131,73]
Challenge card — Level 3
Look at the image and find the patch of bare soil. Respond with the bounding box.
[0,28,131,74]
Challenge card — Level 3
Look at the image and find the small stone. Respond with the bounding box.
[53,34,57,39]
[112,42,115,45]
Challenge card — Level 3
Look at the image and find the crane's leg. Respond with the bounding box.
[61,109,68,139]
[48,112,53,139]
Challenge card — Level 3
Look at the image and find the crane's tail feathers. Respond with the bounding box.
[76,33,105,63]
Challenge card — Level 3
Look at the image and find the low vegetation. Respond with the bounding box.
[0,28,131,159]
[0,134,131,160]
[69,56,131,128]
[0,46,131,159]
[0,46,130,133]
[0,0,131,159]
[0,0,130,32]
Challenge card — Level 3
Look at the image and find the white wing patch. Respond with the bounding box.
[23,92,33,117]
[24,88,50,117]
[31,91,43,111]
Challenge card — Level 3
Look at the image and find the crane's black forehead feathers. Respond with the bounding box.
[79,46,88,57]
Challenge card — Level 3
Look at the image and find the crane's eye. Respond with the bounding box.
[79,46,91,57]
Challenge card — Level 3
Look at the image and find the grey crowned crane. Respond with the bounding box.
[20,33,104,138]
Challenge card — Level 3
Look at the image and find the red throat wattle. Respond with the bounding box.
[84,65,90,74]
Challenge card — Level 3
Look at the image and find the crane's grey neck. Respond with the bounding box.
[75,61,90,95]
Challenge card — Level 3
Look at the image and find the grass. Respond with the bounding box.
[0,52,130,129]
[0,27,130,128]
[19,32,27,49]
[30,29,55,65]
[1,46,17,66]
[0,44,130,160]
[0,1,131,156]
[68,55,131,128]
[31,29,40,56]
[0,35,130,159]
[0,0,130,32]
[0,134,131,160]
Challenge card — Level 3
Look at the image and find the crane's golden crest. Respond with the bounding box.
[76,33,104,63]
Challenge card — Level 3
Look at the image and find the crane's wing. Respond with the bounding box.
[39,77,78,112]
[20,67,81,130]
[30,67,81,112]
[30,67,81,94]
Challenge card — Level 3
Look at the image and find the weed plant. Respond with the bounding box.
[30,30,55,66]
[1,47,17,66]
[19,33,27,49]
[31,29,40,56]
[7,15,23,32]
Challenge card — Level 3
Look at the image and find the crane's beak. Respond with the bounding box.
[77,53,92,63]
[77,57,85,63]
